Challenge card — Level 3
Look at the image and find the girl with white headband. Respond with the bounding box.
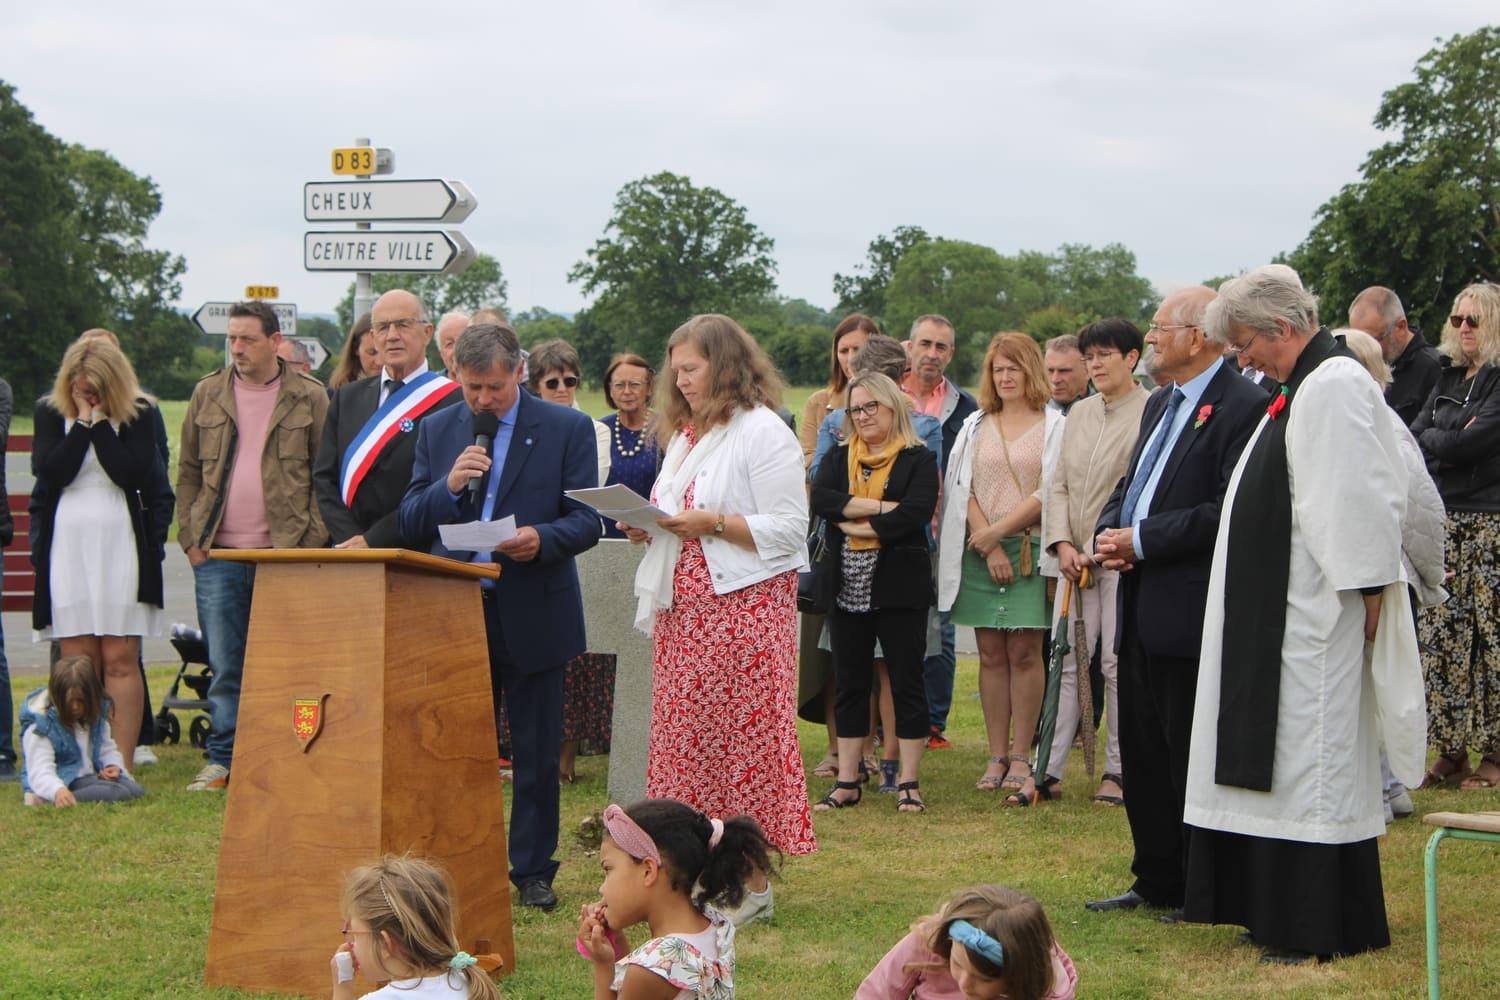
[577,799,777,998]
[856,884,1077,1000]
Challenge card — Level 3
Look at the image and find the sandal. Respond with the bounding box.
[1000,758,1032,792]
[897,780,926,813]
[1038,776,1063,801]
[814,779,863,811]
[878,759,899,794]
[1420,751,1472,789]
[1003,759,1036,807]
[1093,772,1125,807]
[1460,755,1500,790]
[975,755,1010,791]
[812,753,839,778]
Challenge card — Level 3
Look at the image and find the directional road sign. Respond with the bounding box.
[303,230,475,276]
[244,285,279,300]
[294,337,329,369]
[304,179,477,224]
[193,302,298,338]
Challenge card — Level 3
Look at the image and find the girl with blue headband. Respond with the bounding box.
[332,855,498,999]
[856,885,1077,1000]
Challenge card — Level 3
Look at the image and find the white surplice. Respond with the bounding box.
[1184,357,1427,845]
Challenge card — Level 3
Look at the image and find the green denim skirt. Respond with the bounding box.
[950,535,1047,630]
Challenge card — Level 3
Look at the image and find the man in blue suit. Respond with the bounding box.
[400,322,601,911]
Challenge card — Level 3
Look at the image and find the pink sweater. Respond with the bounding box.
[216,375,278,548]
[855,932,1078,1000]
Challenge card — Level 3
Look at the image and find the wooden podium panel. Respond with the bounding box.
[203,551,512,996]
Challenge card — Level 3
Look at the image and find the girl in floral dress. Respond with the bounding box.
[577,799,777,999]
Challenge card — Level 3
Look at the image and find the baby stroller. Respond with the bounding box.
[154,623,214,748]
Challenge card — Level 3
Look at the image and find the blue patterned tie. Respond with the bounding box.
[1120,388,1185,525]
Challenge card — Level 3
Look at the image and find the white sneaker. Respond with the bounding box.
[1386,783,1414,819]
[725,885,774,927]
[186,763,230,791]
[133,746,158,766]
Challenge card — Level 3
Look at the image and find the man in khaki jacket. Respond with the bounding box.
[1041,318,1150,805]
[177,301,328,791]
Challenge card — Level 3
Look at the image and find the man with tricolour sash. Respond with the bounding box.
[314,289,464,549]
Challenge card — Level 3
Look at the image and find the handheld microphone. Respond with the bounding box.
[469,412,500,495]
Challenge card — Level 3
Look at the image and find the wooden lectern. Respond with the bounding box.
[202,549,513,997]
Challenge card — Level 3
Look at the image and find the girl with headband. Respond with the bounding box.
[855,885,1077,1000]
[577,799,778,998]
[331,855,499,999]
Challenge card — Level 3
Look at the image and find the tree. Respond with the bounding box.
[512,307,578,350]
[334,253,508,330]
[832,225,933,322]
[1284,27,1500,334]
[884,240,1011,381]
[568,171,778,365]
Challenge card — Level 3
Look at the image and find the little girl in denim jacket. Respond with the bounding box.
[19,655,143,807]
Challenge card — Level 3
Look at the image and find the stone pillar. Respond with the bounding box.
[576,539,653,804]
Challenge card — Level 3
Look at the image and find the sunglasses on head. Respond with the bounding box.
[1450,314,1482,330]
[542,375,580,390]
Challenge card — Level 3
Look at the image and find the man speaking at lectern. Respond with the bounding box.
[400,322,602,911]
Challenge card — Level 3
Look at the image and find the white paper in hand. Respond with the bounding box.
[439,514,518,551]
[565,486,671,536]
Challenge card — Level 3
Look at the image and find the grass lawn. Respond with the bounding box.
[3,661,1497,998]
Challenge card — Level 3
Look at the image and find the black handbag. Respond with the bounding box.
[797,516,831,614]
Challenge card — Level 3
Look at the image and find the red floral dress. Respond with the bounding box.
[646,443,816,856]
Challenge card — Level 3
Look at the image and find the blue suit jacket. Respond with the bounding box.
[399,391,602,671]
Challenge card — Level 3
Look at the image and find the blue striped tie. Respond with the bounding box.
[1120,388,1185,525]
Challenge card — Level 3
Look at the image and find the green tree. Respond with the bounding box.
[884,239,1011,381]
[832,225,933,322]
[1284,27,1500,334]
[1048,243,1156,323]
[334,253,508,329]
[568,171,778,365]
[512,307,579,350]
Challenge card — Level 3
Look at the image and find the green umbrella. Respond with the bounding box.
[1034,577,1073,782]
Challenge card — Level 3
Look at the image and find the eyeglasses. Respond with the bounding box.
[849,400,884,418]
[340,920,374,939]
[542,375,580,390]
[610,379,646,392]
[1450,314,1482,330]
[1082,350,1119,364]
[1227,330,1262,355]
[373,317,423,335]
[1148,322,1197,334]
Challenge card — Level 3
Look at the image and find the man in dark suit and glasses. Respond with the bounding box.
[400,322,601,911]
[1084,286,1269,918]
[314,289,463,548]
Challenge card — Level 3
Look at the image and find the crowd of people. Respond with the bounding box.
[3,267,1498,989]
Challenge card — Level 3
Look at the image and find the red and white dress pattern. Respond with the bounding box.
[647,476,816,856]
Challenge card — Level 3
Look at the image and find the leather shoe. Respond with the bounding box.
[1084,889,1151,912]
[518,879,557,911]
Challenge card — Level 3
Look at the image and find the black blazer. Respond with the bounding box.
[313,373,463,546]
[1096,363,1268,660]
[29,399,175,631]
[811,443,939,611]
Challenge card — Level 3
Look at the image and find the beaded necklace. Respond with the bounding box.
[613,412,651,458]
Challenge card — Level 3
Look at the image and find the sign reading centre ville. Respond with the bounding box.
[303,230,475,275]
[304,179,477,225]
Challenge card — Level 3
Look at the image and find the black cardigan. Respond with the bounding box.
[1411,361,1500,513]
[29,399,176,630]
[810,443,939,611]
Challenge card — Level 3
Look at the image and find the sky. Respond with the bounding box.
[3,2,1494,324]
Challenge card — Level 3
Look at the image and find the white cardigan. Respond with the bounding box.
[937,406,1064,612]
[659,405,809,595]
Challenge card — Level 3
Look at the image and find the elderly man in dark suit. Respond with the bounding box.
[1084,286,1269,919]
[400,322,602,911]
[314,289,463,548]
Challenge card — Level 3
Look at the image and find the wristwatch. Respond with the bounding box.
[713,514,726,536]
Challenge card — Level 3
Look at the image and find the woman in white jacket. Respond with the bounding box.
[628,315,816,912]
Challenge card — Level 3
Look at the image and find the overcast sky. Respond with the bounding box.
[3,2,1493,323]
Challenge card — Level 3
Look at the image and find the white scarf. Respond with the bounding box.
[632,421,731,633]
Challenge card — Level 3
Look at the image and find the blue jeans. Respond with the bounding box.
[922,613,957,731]
[0,612,12,763]
[194,558,256,768]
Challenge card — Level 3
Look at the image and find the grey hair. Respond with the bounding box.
[453,322,522,374]
[1337,328,1392,388]
[1203,270,1320,344]
[909,313,955,340]
[850,334,910,383]
[1044,334,1080,354]
[284,339,311,364]
[436,310,470,329]
[1348,286,1405,334]
[1250,263,1304,289]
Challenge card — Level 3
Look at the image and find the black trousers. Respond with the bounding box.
[829,607,929,741]
[1117,629,1199,907]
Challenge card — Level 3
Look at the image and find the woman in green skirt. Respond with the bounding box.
[937,333,1063,806]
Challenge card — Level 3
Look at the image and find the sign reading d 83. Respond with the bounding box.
[330,147,394,176]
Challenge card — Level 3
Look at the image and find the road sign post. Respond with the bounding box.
[351,137,375,325]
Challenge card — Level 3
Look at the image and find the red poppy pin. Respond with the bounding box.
[1267,388,1288,420]
[1193,404,1213,429]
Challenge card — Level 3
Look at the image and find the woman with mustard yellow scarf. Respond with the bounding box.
[810,372,940,813]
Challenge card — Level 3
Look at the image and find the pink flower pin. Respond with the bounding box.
[1194,403,1213,429]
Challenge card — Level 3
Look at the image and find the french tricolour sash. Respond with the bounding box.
[340,371,461,507]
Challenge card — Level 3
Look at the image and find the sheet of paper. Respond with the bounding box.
[565,486,671,537]
[438,514,517,551]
